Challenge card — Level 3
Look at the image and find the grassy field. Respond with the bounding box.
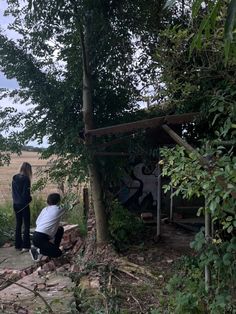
[0,151,59,204]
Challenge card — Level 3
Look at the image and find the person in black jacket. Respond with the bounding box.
[12,162,32,251]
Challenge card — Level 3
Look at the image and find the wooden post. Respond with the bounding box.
[170,185,174,222]
[156,162,161,239]
[162,124,215,289]
[205,209,211,291]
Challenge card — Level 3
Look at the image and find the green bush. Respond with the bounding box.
[158,235,236,314]
[0,201,14,246]
[108,200,144,250]
[0,192,87,246]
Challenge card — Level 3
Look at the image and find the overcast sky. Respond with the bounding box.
[0,1,19,90]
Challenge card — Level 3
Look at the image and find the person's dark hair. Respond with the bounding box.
[20,162,32,180]
[47,193,61,206]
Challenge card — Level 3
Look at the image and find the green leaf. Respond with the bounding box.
[224,0,236,63]
[227,225,233,233]
[226,216,233,221]
[223,253,231,265]
[192,0,204,17]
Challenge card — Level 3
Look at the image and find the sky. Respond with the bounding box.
[0,1,19,90]
[0,1,48,147]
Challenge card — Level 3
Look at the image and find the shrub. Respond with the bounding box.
[0,192,87,246]
[108,200,144,250]
[0,201,14,246]
[159,235,236,314]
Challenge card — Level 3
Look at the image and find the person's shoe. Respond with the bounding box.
[30,247,42,262]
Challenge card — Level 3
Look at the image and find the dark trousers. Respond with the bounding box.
[14,204,31,249]
[32,226,64,258]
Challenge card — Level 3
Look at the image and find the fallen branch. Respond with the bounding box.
[116,267,141,281]
[131,294,143,313]
[0,274,53,313]
[116,258,159,281]
[0,258,7,265]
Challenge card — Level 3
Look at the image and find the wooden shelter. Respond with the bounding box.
[85,111,200,239]
[85,110,235,290]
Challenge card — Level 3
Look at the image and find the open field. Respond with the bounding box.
[0,151,59,203]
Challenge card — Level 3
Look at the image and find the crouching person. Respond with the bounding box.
[30,193,65,261]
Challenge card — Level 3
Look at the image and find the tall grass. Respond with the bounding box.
[64,203,87,237]
[30,196,46,227]
[0,201,15,246]
[0,193,87,246]
[0,197,45,246]
[62,193,87,237]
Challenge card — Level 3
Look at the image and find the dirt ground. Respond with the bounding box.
[114,223,195,312]
[76,222,196,314]
[0,220,196,313]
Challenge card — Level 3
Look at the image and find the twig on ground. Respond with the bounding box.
[0,258,7,265]
[0,274,54,313]
[117,267,141,281]
[108,273,112,291]
[131,294,143,313]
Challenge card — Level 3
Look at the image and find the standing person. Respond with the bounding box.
[30,193,65,261]
[12,162,32,252]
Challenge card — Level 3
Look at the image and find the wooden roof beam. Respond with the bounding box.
[85,112,199,137]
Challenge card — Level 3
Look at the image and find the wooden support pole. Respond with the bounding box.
[162,124,207,165]
[162,124,236,200]
[170,185,174,222]
[162,124,215,290]
[156,162,161,239]
[205,210,212,291]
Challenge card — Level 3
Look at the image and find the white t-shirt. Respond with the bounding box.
[35,205,65,239]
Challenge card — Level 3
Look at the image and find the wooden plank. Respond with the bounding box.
[86,112,199,137]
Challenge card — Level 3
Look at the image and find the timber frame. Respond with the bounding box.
[84,111,201,239]
[83,110,235,290]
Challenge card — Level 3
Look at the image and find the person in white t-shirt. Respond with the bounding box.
[30,193,65,261]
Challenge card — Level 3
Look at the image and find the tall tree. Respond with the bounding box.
[0,0,167,243]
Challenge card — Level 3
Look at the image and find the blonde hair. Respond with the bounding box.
[20,162,32,180]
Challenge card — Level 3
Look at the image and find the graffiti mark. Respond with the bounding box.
[118,163,159,208]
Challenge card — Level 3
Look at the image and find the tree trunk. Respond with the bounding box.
[80,24,108,244]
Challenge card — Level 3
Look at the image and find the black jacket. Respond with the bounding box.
[12,174,32,207]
